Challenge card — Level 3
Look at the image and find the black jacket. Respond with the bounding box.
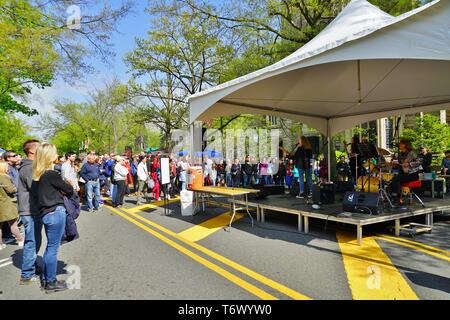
[294,146,313,169]
[241,161,253,175]
[63,193,80,243]
[31,170,74,215]
[419,153,432,173]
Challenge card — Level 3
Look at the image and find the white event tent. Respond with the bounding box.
[188,0,450,180]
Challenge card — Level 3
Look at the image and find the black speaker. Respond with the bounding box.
[342,192,382,215]
[312,183,335,205]
[308,136,320,156]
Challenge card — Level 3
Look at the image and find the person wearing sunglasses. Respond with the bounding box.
[3,151,20,189]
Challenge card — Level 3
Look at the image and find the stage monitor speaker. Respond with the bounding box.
[312,183,335,205]
[251,184,285,199]
[308,136,320,156]
[342,191,382,215]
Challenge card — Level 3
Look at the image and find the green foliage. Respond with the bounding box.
[0,0,133,117]
[0,0,60,115]
[40,81,157,155]
[401,114,450,165]
[0,110,33,153]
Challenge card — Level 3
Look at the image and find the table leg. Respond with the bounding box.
[298,214,303,232]
[304,216,309,234]
[395,219,400,237]
[257,207,260,222]
[202,193,205,212]
[261,208,265,223]
[228,196,237,231]
[426,212,433,226]
[357,225,363,246]
[245,194,254,227]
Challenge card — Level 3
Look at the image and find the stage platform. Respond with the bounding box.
[233,194,450,245]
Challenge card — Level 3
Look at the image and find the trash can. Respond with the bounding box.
[187,166,203,190]
[180,189,195,216]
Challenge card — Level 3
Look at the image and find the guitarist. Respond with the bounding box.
[344,135,362,184]
[389,139,421,204]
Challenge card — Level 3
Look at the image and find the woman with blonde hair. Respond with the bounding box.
[31,143,73,293]
[0,161,24,250]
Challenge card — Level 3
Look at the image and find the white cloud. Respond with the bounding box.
[16,81,90,138]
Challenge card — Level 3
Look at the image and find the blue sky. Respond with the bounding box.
[24,0,151,136]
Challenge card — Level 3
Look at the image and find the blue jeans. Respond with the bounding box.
[86,180,101,210]
[226,173,232,187]
[111,183,118,203]
[20,215,43,279]
[243,173,252,187]
[42,206,66,282]
[299,168,313,195]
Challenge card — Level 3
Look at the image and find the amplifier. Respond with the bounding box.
[342,192,382,215]
[312,183,335,205]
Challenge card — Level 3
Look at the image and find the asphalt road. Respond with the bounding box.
[0,195,449,300]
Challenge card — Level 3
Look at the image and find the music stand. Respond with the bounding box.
[357,143,378,192]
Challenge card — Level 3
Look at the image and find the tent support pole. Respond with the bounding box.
[189,123,194,161]
[327,120,331,182]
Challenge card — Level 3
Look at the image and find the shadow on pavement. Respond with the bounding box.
[10,249,69,278]
[404,271,450,294]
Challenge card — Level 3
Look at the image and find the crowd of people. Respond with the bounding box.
[199,136,329,198]
[1,136,449,294]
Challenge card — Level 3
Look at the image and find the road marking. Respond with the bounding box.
[0,258,11,263]
[375,237,450,262]
[178,212,244,242]
[108,206,278,300]
[0,261,13,269]
[116,206,311,300]
[376,234,450,256]
[337,231,418,300]
[127,198,180,214]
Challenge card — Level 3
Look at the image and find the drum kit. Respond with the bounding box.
[356,146,396,209]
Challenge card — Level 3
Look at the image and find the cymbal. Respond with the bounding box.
[377,147,391,156]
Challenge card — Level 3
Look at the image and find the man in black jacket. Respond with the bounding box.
[419,147,432,173]
[241,155,254,187]
[18,139,42,285]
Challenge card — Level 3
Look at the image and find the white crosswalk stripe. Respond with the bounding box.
[0,261,13,268]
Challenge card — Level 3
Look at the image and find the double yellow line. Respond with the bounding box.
[107,204,312,300]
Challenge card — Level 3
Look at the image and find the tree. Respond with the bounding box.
[402,114,450,166]
[39,80,151,154]
[0,0,59,115]
[181,0,430,48]
[0,0,133,116]
[126,1,235,149]
[128,75,189,150]
[0,110,33,153]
